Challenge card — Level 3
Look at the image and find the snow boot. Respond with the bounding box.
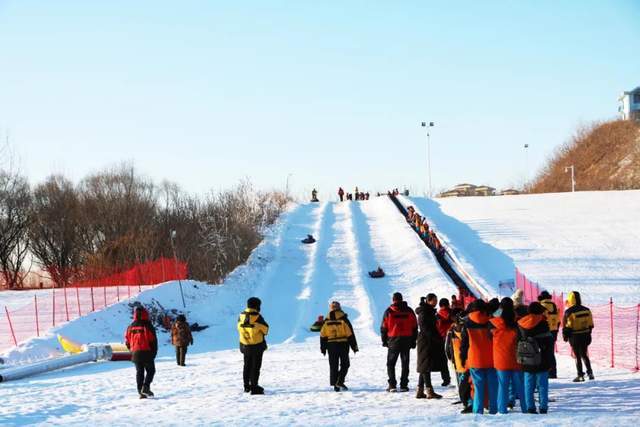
[415,386,426,399]
[588,373,595,380]
[337,383,348,391]
[138,393,147,399]
[460,406,472,414]
[572,375,585,382]
[399,386,410,392]
[142,386,154,397]
[540,409,548,414]
[426,387,442,399]
[333,385,341,392]
[386,386,397,393]
[244,385,251,393]
[527,408,538,414]
[251,385,265,395]
[441,379,451,387]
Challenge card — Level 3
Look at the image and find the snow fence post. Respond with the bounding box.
[90,286,95,312]
[52,288,56,327]
[610,297,614,368]
[34,295,40,337]
[5,306,17,347]
[103,286,107,308]
[117,285,120,302]
[63,285,70,322]
[76,286,81,317]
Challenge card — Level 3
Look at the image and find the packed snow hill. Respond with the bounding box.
[1,194,639,426]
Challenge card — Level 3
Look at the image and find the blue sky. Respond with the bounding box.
[1,1,638,199]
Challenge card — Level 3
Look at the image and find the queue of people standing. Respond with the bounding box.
[230,288,594,415]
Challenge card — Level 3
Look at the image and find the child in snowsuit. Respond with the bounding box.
[171,314,193,366]
[125,306,158,399]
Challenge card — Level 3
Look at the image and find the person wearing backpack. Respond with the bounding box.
[460,300,498,415]
[237,297,269,395]
[381,292,418,392]
[320,301,358,391]
[538,291,560,378]
[489,298,526,414]
[562,291,594,382]
[517,302,554,414]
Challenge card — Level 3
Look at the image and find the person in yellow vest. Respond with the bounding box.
[538,291,560,378]
[445,310,472,413]
[562,291,594,382]
[237,297,269,395]
[320,301,358,392]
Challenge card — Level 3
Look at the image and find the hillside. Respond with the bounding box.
[528,120,640,193]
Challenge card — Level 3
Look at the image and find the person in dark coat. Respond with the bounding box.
[125,306,158,398]
[171,314,193,366]
[381,292,418,392]
[518,302,554,414]
[415,294,447,399]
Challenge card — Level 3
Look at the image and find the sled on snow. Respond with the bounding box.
[301,235,316,244]
[368,268,385,278]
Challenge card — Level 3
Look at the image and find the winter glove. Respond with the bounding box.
[411,340,417,349]
[190,339,194,346]
[382,341,388,348]
[352,347,359,354]
[321,349,326,356]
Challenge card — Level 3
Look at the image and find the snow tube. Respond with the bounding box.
[110,352,132,362]
[58,335,84,354]
[109,343,129,353]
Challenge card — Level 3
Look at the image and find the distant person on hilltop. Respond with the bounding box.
[381,292,418,392]
[125,306,158,399]
[311,188,319,202]
[562,291,594,382]
[538,291,560,378]
[338,187,344,202]
[320,301,358,392]
[171,314,193,367]
[238,297,269,395]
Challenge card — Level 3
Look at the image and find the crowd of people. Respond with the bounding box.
[121,289,594,415]
[337,186,370,202]
[406,206,444,256]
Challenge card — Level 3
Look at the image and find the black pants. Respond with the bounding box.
[571,336,593,376]
[441,365,451,383]
[243,346,265,388]
[135,360,156,392]
[417,372,432,388]
[387,346,410,388]
[549,330,558,377]
[457,371,471,407]
[327,343,350,386]
[175,346,188,366]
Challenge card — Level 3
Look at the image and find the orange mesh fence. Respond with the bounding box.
[516,268,639,372]
[1,258,187,352]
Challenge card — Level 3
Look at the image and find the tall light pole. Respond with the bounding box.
[421,121,434,197]
[565,165,575,192]
[170,230,186,308]
[524,144,529,183]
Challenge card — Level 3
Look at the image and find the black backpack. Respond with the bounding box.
[517,329,542,367]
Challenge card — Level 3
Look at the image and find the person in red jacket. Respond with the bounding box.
[125,306,158,399]
[381,292,418,392]
[460,300,497,414]
[436,298,453,387]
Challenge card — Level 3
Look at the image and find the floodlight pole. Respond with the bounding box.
[565,165,576,192]
[421,121,435,197]
[170,230,186,308]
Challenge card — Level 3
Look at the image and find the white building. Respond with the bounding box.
[619,87,640,121]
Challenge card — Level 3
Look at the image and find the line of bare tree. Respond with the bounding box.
[0,163,288,289]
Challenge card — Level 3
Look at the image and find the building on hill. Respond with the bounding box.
[500,189,520,196]
[619,87,640,121]
[438,184,497,198]
[475,185,496,196]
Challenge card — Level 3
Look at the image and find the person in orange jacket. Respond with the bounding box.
[489,298,526,414]
[460,300,497,414]
[445,310,472,413]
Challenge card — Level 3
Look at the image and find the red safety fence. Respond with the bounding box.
[516,268,639,372]
[1,258,188,352]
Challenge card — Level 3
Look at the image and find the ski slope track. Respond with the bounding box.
[1,196,638,426]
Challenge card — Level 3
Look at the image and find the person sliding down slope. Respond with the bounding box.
[302,234,316,244]
[381,292,418,392]
[238,297,269,395]
[320,301,358,392]
[125,306,158,399]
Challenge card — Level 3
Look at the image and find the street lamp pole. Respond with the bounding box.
[565,165,575,192]
[170,230,186,308]
[285,173,293,197]
[421,121,434,197]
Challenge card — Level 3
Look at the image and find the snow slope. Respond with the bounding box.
[1,196,638,426]
[405,191,640,305]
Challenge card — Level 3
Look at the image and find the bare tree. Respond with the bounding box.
[28,175,87,287]
[0,170,31,289]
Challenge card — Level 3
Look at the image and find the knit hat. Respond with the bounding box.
[247,297,262,310]
[330,301,341,311]
[528,301,545,315]
[538,291,552,301]
[392,292,403,302]
[176,314,186,322]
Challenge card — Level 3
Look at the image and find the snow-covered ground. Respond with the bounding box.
[1,196,638,425]
[404,191,640,305]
